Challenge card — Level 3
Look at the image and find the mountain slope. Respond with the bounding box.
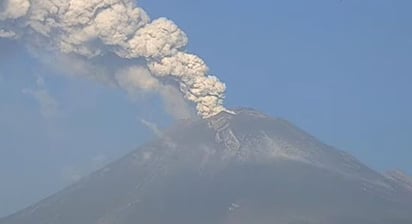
[1,109,412,224]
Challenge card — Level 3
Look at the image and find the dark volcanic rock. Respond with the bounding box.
[2,109,412,224]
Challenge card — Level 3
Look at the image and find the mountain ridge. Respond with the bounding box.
[2,108,412,224]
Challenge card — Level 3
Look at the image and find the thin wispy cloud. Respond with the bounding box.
[22,77,59,119]
[140,118,163,138]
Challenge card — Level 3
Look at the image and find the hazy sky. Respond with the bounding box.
[1,0,411,217]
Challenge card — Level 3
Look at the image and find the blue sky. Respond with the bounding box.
[1,0,412,217]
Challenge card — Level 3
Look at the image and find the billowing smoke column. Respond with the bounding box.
[0,0,230,118]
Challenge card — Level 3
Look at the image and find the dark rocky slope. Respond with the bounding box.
[2,109,412,224]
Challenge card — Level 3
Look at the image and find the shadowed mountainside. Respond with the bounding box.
[1,109,412,224]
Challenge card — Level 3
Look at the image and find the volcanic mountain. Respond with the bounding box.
[1,109,412,224]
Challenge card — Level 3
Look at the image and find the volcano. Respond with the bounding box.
[1,109,412,224]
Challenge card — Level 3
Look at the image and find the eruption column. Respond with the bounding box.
[0,0,231,118]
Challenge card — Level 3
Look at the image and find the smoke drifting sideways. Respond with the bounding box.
[0,0,231,119]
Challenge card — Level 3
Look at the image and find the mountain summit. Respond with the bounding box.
[2,109,412,224]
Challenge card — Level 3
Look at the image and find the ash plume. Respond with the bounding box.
[0,0,229,118]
